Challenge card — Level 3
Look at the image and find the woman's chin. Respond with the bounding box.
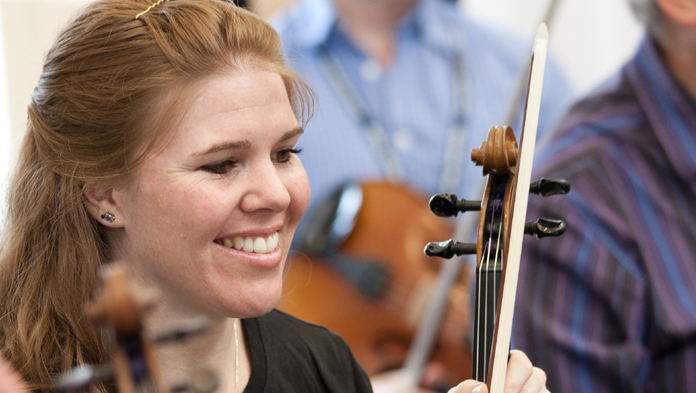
[213,285,283,319]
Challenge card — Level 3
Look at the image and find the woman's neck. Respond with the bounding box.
[655,19,696,101]
[332,0,419,66]
[145,309,251,393]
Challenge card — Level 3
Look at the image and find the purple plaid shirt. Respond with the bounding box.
[514,36,696,393]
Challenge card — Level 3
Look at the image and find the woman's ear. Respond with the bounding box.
[84,184,125,228]
[656,0,696,26]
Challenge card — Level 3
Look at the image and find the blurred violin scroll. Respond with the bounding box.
[51,263,217,393]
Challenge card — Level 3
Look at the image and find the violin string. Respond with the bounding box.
[475,251,484,380]
[485,199,502,379]
[491,205,504,381]
[483,233,493,378]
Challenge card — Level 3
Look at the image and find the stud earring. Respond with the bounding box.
[100,211,115,223]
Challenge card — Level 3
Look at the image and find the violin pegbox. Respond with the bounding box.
[423,122,570,385]
[52,263,218,393]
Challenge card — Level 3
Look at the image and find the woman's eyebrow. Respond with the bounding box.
[193,140,252,157]
[193,127,303,157]
[279,127,304,142]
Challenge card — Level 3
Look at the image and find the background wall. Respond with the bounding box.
[465,0,643,97]
[0,0,644,223]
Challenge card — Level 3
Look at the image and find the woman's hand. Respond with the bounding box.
[448,350,549,393]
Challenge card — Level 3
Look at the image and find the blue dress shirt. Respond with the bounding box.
[273,0,577,219]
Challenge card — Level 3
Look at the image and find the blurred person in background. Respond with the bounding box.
[514,0,696,391]
[271,0,576,390]
[272,0,577,217]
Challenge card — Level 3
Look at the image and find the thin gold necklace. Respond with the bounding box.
[234,319,239,393]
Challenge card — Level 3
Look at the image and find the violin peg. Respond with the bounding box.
[524,218,566,238]
[529,178,570,196]
[424,239,476,259]
[428,193,481,217]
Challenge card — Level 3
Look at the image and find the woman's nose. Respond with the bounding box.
[239,162,291,213]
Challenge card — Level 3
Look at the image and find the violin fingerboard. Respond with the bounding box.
[472,266,502,382]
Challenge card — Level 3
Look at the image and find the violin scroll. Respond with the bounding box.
[471,126,518,176]
[52,263,218,393]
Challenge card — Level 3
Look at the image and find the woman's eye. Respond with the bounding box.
[275,147,303,164]
[201,160,237,174]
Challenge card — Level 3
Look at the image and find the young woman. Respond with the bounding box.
[0,1,547,392]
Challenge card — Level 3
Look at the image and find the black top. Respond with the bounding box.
[242,310,372,393]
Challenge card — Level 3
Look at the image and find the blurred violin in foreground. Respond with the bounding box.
[51,264,217,393]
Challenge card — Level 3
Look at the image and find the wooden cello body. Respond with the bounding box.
[280,181,472,382]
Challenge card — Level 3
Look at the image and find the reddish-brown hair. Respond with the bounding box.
[0,0,312,390]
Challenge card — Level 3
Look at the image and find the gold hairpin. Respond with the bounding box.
[135,0,171,19]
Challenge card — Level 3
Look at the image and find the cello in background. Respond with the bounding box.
[280,182,472,382]
[424,24,569,391]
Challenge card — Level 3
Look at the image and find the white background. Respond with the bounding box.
[0,0,644,223]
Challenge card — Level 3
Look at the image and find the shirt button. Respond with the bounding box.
[360,59,382,82]
[393,129,414,152]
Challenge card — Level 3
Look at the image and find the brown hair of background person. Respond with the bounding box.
[0,1,311,390]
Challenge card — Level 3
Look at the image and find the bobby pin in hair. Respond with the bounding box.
[135,0,171,20]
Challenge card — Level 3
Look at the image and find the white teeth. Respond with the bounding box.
[233,237,244,250]
[266,234,277,252]
[243,237,254,252]
[253,238,266,253]
[219,232,279,254]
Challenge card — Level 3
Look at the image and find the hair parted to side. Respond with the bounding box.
[0,0,313,391]
[627,0,664,30]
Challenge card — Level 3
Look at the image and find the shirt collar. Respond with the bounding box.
[626,36,696,183]
[286,0,465,55]
[278,0,337,48]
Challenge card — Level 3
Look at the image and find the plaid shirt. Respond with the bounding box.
[515,36,696,393]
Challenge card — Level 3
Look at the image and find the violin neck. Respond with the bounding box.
[472,265,502,382]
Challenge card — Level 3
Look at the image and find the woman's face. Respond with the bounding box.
[110,68,310,318]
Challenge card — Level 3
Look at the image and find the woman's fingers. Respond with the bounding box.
[525,366,550,393]
[448,380,487,393]
[448,350,549,393]
[504,350,548,393]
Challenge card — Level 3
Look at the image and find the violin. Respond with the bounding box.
[51,263,217,393]
[424,24,569,392]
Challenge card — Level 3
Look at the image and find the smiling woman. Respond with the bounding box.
[0,1,547,392]
[0,0,331,391]
[85,69,311,321]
